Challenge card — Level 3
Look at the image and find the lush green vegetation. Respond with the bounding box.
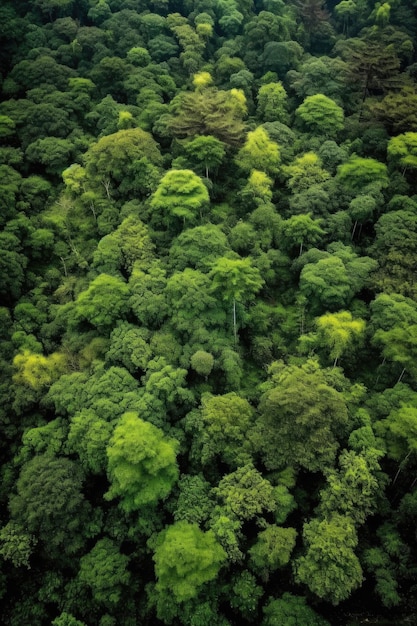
[1,0,417,624]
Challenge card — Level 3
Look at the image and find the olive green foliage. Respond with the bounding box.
[2,0,417,624]
[294,514,363,605]
[256,359,350,471]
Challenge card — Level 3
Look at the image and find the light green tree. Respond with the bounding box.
[235,127,280,176]
[296,94,344,137]
[105,412,179,511]
[150,169,209,229]
[152,521,226,602]
[314,310,366,367]
[209,256,264,343]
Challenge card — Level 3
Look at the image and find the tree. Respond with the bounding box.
[299,244,377,313]
[0,520,36,569]
[294,514,363,605]
[248,526,297,581]
[371,293,417,381]
[317,449,383,524]
[25,137,73,176]
[369,88,417,134]
[105,412,179,511]
[387,132,417,174]
[209,256,264,343]
[256,82,289,123]
[152,521,226,602]
[262,593,330,626]
[371,209,417,297]
[67,409,113,474]
[150,169,209,229]
[78,538,130,607]
[313,310,366,367]
[13,350,68,390]
[235,127,280,176]
[284,152,330,193]
[295,94,344,137]
[84,128,162,198]
[256,359,350,472]
[195,392,254,468]
[344,37,401,102]
[8,454,91,556]
[212,464,277,522]
[168,224,230,272]
[282,213,325,256]
[180,135,226,179]
[336,156,389,195]
[190,350,214,378]
[165,268,224,335]
[106,322,151,373]
[168,86,247,147]
[74,274,130,332]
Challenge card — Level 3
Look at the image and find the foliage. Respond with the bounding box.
[105,412,179,511]
[152,521,227,602]
[1,0,417,623]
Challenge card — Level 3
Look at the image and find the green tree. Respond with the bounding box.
[371,209,417,297]
[312,310,366,367]
[152,521,226,602]
[284,152,330,193]
[262,593,330,626]
[150,169,209,229]
[212,464,277,522]
[317,449,383,524]
[168,85,247,147]
[84,128,162,198]
[8,454,91,556]
[248,525,297,581]
[256,359,350,472]
[105,412,179,511]
[13,350,68,390]
[168,224,229,272]
[299,244,377,313]
[256,82,289,123]
[235,127,280,176]
[180,135,226,179]
[74,274,130,332]
[294,514,363,605]
[67,409,113,474]
[336,156,389,194]
[194,392,254,468]
[371,292,417,381]
[282,213,325,256]
[387,131,417,174]
[209,256,264,343]
[296,94,344,137]
[78,538,130,606]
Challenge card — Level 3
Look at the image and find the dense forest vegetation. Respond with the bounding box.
[1,0,417,624]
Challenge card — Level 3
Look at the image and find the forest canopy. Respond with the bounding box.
[1,0,417,625]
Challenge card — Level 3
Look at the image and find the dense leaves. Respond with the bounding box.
[1,0,417,624]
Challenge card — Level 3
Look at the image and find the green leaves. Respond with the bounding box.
[105,412,179,511]
[150,169,209,228]
[152,521,226,602]
[78,538,130,606]
[294,514,363,605]
[296,93,344,137]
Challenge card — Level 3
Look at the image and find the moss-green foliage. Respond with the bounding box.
[2,0,417,623]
